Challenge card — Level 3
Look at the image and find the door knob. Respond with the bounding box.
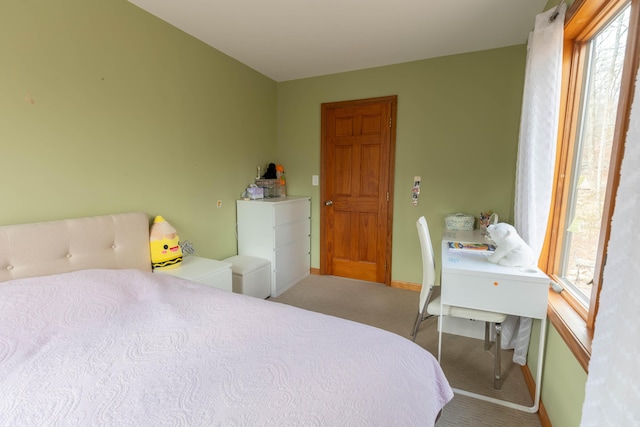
[325,200,333,206]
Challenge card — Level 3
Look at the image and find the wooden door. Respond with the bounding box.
[320,96,396,284]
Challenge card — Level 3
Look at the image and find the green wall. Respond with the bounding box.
[527,320,587,426]
[0,0,276,260]
[1,1,587,425]
[543,324,588,426]
[277,47,526,283]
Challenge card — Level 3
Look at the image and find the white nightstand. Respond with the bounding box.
[156,256,232,292]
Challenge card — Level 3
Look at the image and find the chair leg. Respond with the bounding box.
[411,295,432,342]
[494,322,503,390]
[484,322,491,350]
[411,310,424,342]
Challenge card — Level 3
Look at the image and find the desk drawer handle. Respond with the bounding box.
[493,281,499,286]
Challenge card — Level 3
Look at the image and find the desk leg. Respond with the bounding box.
[437,301,444,363]
[532,317,547,412]
[447,317,547,413]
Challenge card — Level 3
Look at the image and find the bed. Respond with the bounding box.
[0,212,453,426]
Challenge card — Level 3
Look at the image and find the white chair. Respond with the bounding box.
[411,216,507,389]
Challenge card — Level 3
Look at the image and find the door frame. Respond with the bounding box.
[319,95,397,285]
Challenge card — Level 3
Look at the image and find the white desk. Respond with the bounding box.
[439,239,549,413]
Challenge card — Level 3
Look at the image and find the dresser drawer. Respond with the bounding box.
[274,200,310,226]
[275,220,310,248]
[274,236,310,271]
[275,249,310,293]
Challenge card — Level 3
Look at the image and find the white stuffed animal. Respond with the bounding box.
[486,223,536,267]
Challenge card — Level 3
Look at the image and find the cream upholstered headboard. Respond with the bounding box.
[0,212,151,283]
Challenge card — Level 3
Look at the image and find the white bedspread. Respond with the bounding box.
[0,269,452,426]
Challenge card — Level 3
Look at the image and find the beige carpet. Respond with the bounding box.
[270,274,542,427]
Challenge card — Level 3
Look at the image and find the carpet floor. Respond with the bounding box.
[270,274,543,427]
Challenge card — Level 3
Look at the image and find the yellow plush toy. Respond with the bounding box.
[149,215,183,270]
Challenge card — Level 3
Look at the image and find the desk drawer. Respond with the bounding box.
[441,271,548,319]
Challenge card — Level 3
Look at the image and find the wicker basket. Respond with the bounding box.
[444,213,475,231]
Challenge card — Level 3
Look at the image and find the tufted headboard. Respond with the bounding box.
[0,212,152,283]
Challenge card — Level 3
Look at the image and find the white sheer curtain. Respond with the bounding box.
[581,66,640,426]
[503,4,565,365]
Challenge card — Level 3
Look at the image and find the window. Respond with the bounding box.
[544,0,640,370]
[559,4,630,306]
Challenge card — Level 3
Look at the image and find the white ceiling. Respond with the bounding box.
[127,0,549,82]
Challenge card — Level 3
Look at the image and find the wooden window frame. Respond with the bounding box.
[541,0,640,371]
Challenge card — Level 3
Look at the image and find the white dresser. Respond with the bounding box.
[156,256,232,292]
[236,196,311,297]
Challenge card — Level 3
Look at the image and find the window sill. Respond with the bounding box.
[547,289,593,372]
